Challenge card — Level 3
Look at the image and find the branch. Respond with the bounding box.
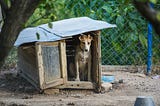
[0,0,9,19]
[133,0,160,36]
[26,14,48,27]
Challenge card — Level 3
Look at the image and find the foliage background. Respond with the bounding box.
[4,0,160,69]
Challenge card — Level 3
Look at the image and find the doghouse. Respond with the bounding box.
[15,17,116,92]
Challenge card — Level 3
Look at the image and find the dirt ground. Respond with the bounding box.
[0,68,160,106]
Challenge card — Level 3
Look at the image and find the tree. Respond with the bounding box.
[133,0,160,36]
[0,0,42,68]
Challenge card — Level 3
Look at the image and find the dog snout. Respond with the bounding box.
[85,49,88,52]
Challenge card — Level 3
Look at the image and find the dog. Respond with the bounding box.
[71,34,93,81]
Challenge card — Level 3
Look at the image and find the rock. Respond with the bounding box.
[134,73,146,78]
[102,82,112,92]
[119,79,123,83]
[22,95,33,99]
[67,102,75,106]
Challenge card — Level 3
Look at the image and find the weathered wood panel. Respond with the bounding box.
[18,45,39,87]
[18,46,37,68]
[92,31,101,92]
[97,31,102,92]
[36,42,65,90]
[41,44,61,82]
[55,81,94,89]
[59,41,67,83]
[44,78,64,89]
[36,42,45,89]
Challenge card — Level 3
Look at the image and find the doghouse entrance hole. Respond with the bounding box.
[66,33,95,82]
[66,36,78,81]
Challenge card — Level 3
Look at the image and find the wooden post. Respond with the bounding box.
[36,42,45,89]
[59,40,67,83]
[92,31,102,92]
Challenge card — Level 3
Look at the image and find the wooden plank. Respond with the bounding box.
[37,41,58,46]
[59,41,67,83]
[44,88,59,94]
[36,42,45,89]
[18,47,37,70]
[22,45,34,50]
[91,31,102,92]
[92,35,98,84]
[55,81,94,89]
[44,78,64,89]
[97,31,102,91]
[23,46,36,56]
[18,56,39,82]
[19,69,40,90]
[18,47,39,85]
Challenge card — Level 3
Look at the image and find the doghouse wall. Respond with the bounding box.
[18,43,39,87]
[18,41,67,90]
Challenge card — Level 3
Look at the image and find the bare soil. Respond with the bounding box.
[0,68,160,106]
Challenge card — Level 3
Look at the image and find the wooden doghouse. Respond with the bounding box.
[15,17,116,92]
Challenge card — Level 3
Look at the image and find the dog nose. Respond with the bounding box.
[85,49,88,52]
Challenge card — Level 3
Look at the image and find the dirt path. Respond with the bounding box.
[0,70,160,106]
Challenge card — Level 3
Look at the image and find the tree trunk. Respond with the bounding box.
[0,0,42,68]
[0,5,3,28]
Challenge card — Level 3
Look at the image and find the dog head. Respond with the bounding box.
[79,34,93,52]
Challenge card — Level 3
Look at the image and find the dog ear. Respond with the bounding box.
[79,36,84,41]
[88,34,93,41]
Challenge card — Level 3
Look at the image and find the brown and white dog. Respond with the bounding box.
[74,34,93,81]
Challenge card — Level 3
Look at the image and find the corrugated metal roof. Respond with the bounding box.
[14,17,116,46]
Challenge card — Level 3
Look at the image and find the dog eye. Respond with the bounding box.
[82,42,85,44]
[88,42,90,45]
